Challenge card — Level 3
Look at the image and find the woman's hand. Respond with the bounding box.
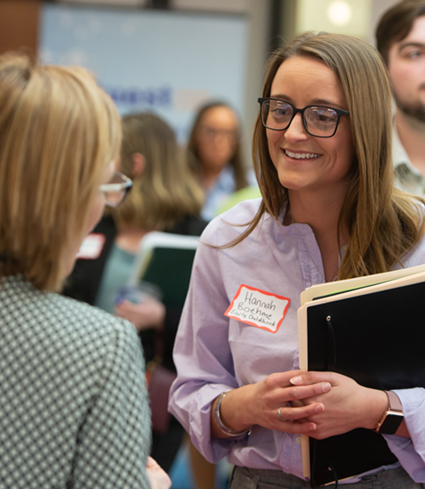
[146,456,171,489]
[288,371,389,439]
[115,297,166,331]
[211,370,333,438]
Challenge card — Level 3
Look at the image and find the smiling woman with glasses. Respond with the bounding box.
[169,31,425,489]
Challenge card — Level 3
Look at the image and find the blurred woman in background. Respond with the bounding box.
[64,111,207,473]
[187,101,253,221]
[0,53,170,489]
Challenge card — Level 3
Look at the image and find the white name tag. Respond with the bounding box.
[225,284,290,333]
[76,233,106,260]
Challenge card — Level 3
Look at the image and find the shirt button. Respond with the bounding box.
[296,437,301,445]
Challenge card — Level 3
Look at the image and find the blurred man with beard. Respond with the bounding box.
[376,0,425,196]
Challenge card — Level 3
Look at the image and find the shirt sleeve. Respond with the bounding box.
[168,231,244,464]
[71,320,152,488]
[386,241,425,481]
[384,388,425,483]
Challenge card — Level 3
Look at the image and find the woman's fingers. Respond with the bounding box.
[289,371,338,387]
[282,381,331,401]
[220,371,334,435]
[277,401,325,421]
[277,420,317,434]
[271,400,325,433]
[272,404,322,434]
[262,371,331,403]
[146,457,172,489]
[114,299,165,330]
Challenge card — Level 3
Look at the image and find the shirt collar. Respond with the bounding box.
[392,121,423,179]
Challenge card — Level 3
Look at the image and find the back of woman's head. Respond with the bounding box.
[113,112,204,230]
[0,53,121,291]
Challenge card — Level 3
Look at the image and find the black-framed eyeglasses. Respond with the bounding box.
[258,97,349,138]
[100,171,132,207]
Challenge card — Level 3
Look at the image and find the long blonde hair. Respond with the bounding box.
[0,53,121,291]
[113,112,204,231]
[239,32,425,278]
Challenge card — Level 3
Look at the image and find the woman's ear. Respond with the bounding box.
[131,152,145,178]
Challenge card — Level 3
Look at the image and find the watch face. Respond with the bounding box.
[380,412,404,435]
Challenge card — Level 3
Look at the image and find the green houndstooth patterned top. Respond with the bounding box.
[0,275,152,488]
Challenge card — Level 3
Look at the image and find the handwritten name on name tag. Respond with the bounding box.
[225,284,290,333]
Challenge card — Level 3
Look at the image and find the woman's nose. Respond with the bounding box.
[284,113,309,141]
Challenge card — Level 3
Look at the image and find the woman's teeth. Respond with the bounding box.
[285,150,319,159]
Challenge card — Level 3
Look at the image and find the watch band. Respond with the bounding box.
[375,391,404,435]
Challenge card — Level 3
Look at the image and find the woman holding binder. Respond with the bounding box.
[169,32,425,488]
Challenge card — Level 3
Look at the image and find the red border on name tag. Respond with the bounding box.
[224,284,291,333]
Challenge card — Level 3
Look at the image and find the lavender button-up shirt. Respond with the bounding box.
[169,198,425,483]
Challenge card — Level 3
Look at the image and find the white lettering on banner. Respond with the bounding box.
[225,285,290,333]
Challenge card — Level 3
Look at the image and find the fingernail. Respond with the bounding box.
[315,403,324,413]
[311,423,317,430]
[322,382,331,393]
[290,376,302,385]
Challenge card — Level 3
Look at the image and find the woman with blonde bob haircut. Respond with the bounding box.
[0,53,170,489]
[0,54,121,291]
[169,32,425,488]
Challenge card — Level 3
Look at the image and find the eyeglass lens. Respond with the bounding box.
[262,100,339,137]
[200,125,237,141]
[101,172,132,208]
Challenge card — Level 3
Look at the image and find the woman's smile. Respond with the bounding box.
[267,56,355,195]
[283,149,321,160]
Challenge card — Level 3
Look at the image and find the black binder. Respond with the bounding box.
[297,266,425,487]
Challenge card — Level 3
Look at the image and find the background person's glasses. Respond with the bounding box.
[258,97,349,138]
[100,171,132,207]
[199,125,237,141]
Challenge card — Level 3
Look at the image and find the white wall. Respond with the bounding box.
[276,0,404,45]
[295,0,372,39]
[43,0,273,169]
[369,0,401,45]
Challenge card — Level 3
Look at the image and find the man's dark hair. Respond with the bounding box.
[376,0,425,65]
